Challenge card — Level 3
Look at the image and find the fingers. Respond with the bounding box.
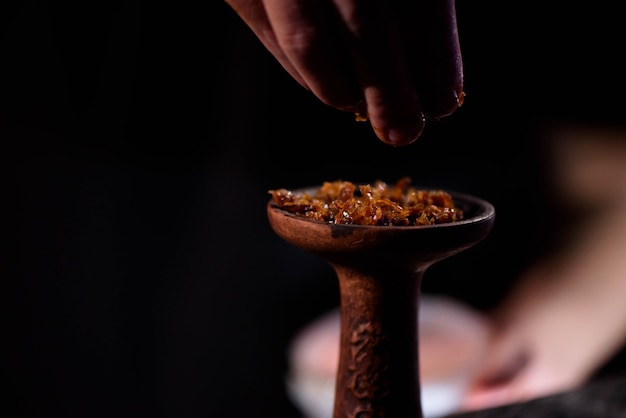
[395,0,464,120]
[224,0,309,89]
[332,0,426,146]
[263,0,363,111]
[226,0,464,146]
[331,0,464,145]
[226,0,363,110]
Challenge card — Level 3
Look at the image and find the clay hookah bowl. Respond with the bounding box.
[267,189,495,418]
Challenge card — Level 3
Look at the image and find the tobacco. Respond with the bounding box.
[269,177,463,226]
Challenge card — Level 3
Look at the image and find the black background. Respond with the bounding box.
[2,1,625,417]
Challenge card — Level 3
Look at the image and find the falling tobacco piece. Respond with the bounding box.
[269,177,464,226]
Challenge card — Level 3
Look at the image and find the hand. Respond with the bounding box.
[462,131,626,412]
[461,326,587,411]
[225,0,464,146]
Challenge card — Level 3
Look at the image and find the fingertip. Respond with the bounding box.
[372,111,426,147]
[427,88,465,121]
[376,124,424,147]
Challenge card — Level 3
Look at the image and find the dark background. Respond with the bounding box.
[2,1,625,417]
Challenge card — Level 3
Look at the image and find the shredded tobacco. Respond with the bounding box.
[269,177,464,226]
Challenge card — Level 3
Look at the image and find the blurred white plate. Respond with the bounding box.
[286,295,492,418]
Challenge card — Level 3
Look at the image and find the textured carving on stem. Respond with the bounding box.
[347,321,389,417]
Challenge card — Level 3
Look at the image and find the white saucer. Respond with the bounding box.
[286,295,492,418]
